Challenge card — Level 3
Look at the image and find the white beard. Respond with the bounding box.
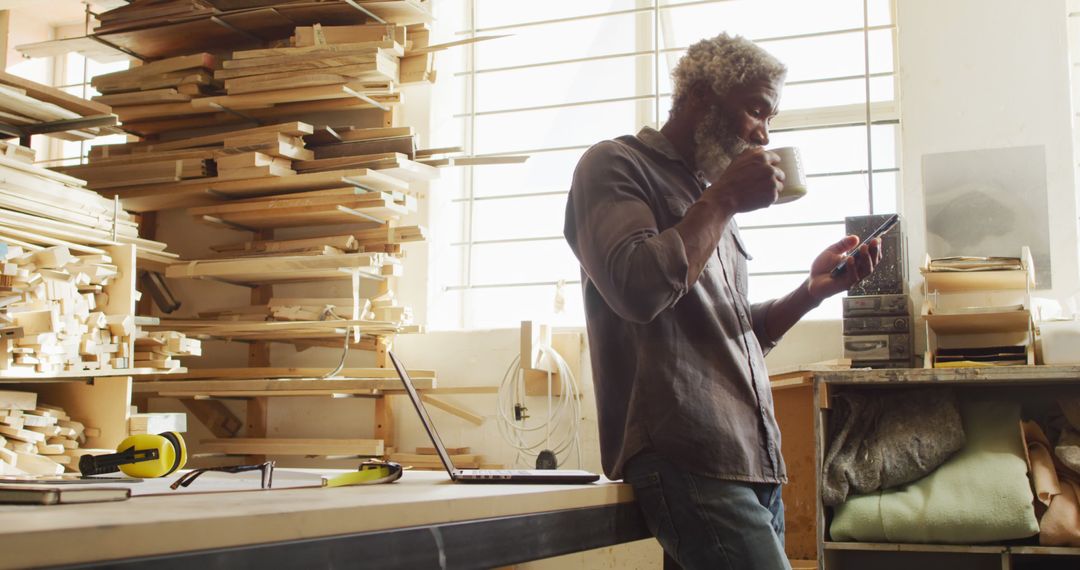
[693,106,754,184]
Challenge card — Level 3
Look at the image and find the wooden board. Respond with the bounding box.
[191,81,395,111]
[148,367,435,381]
[200,438,383,457]
[313,136,414,160]
[771,375,817,561]
[133,377,433,396]
[293,24,404,48]
[228,40,401,63]
[0,71,111,117]
[217,52,380,78]
[111,168,408,212]
[93,89,192,106]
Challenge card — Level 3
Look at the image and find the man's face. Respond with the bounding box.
[693,77,783,183]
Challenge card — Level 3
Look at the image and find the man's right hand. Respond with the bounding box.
[704,147,784,214]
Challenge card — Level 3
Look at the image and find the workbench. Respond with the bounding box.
[0,471,647,569]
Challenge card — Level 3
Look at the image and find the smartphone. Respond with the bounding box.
[830,214,899,278]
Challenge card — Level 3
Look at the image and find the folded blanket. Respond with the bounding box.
[830,399,1039,543]
[822,388,965,506]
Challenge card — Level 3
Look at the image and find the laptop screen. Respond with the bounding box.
[387,351,458,478]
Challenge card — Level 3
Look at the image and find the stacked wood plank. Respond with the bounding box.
[0,391,110,475]
[93,1,433,61]
[0,244,199,374]
[93,53,219,104]
[0,142,176,271]
[72,1,502,466]
[0,72,115,141]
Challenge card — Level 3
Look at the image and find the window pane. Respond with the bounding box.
[86,58,129,78]
[659,0,893,40]
[472,194,569,242]
[469,240,581,285]
[750,274,840,320]
[767,124,897,174]
[871,171,898,214]
[473,148,585,198]
[460,283,584,329]
[736,173,873,227]
[63,53,85,86]
[781,76,895,110]
[658,28,895,90]
[439,201,470,244]
[475,54,654,113]
[474,12,651,70]
[476,0,645,30]
[474,99,642,154]
[741,222,847,274]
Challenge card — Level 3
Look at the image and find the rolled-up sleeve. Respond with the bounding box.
[750,299,782,354]
[564,142,690,324]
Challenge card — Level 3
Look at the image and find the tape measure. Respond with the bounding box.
[79,432,188,478]
[322,460,402,487]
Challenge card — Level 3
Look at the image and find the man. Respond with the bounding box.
[563,34,881,569]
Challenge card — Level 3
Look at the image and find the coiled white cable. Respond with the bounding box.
[496,342,584,468]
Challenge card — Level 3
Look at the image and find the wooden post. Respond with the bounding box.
[373,335,394,455]
[245,229,274,463]
[374,396,394,456]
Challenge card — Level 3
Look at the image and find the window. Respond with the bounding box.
[431,0,900,329]
[51,50,129,167]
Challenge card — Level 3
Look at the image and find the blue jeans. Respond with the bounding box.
[623,451,790,570]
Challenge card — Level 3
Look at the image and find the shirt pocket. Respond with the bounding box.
[730,227,753,297]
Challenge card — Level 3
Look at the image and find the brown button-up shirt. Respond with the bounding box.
[564,127,786,483]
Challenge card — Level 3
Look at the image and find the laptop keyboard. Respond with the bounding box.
[465,469,535,477]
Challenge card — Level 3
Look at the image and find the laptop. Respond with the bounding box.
[388,351,600,484]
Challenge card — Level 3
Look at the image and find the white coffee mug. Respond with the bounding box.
[771,146,807,204]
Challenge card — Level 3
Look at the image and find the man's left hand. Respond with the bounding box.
[806,235,882,302]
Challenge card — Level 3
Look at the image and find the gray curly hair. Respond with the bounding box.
[670,33,787,116]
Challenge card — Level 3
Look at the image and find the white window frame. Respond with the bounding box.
[440,0,901,330]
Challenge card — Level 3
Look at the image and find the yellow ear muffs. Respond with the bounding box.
[79,432,188,478]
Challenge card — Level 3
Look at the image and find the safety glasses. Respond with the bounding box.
[170,461,275,490]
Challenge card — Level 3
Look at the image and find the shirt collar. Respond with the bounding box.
[636,126,708,187]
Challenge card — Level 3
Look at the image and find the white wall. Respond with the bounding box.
[897,0,1080,304]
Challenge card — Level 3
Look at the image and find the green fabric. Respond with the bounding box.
[830,399,1039,544]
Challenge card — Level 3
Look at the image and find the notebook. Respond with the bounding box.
[388,351,599,484]
[0,484,130,505]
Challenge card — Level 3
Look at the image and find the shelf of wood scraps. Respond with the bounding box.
[91,0,433,60]
[163,253,400,285]
[110,167,410,212]
[133,375,431,399]
[0,368,188,383]
[144,320,420,346]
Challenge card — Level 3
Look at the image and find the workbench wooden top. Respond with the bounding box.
[0,471,631,569]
